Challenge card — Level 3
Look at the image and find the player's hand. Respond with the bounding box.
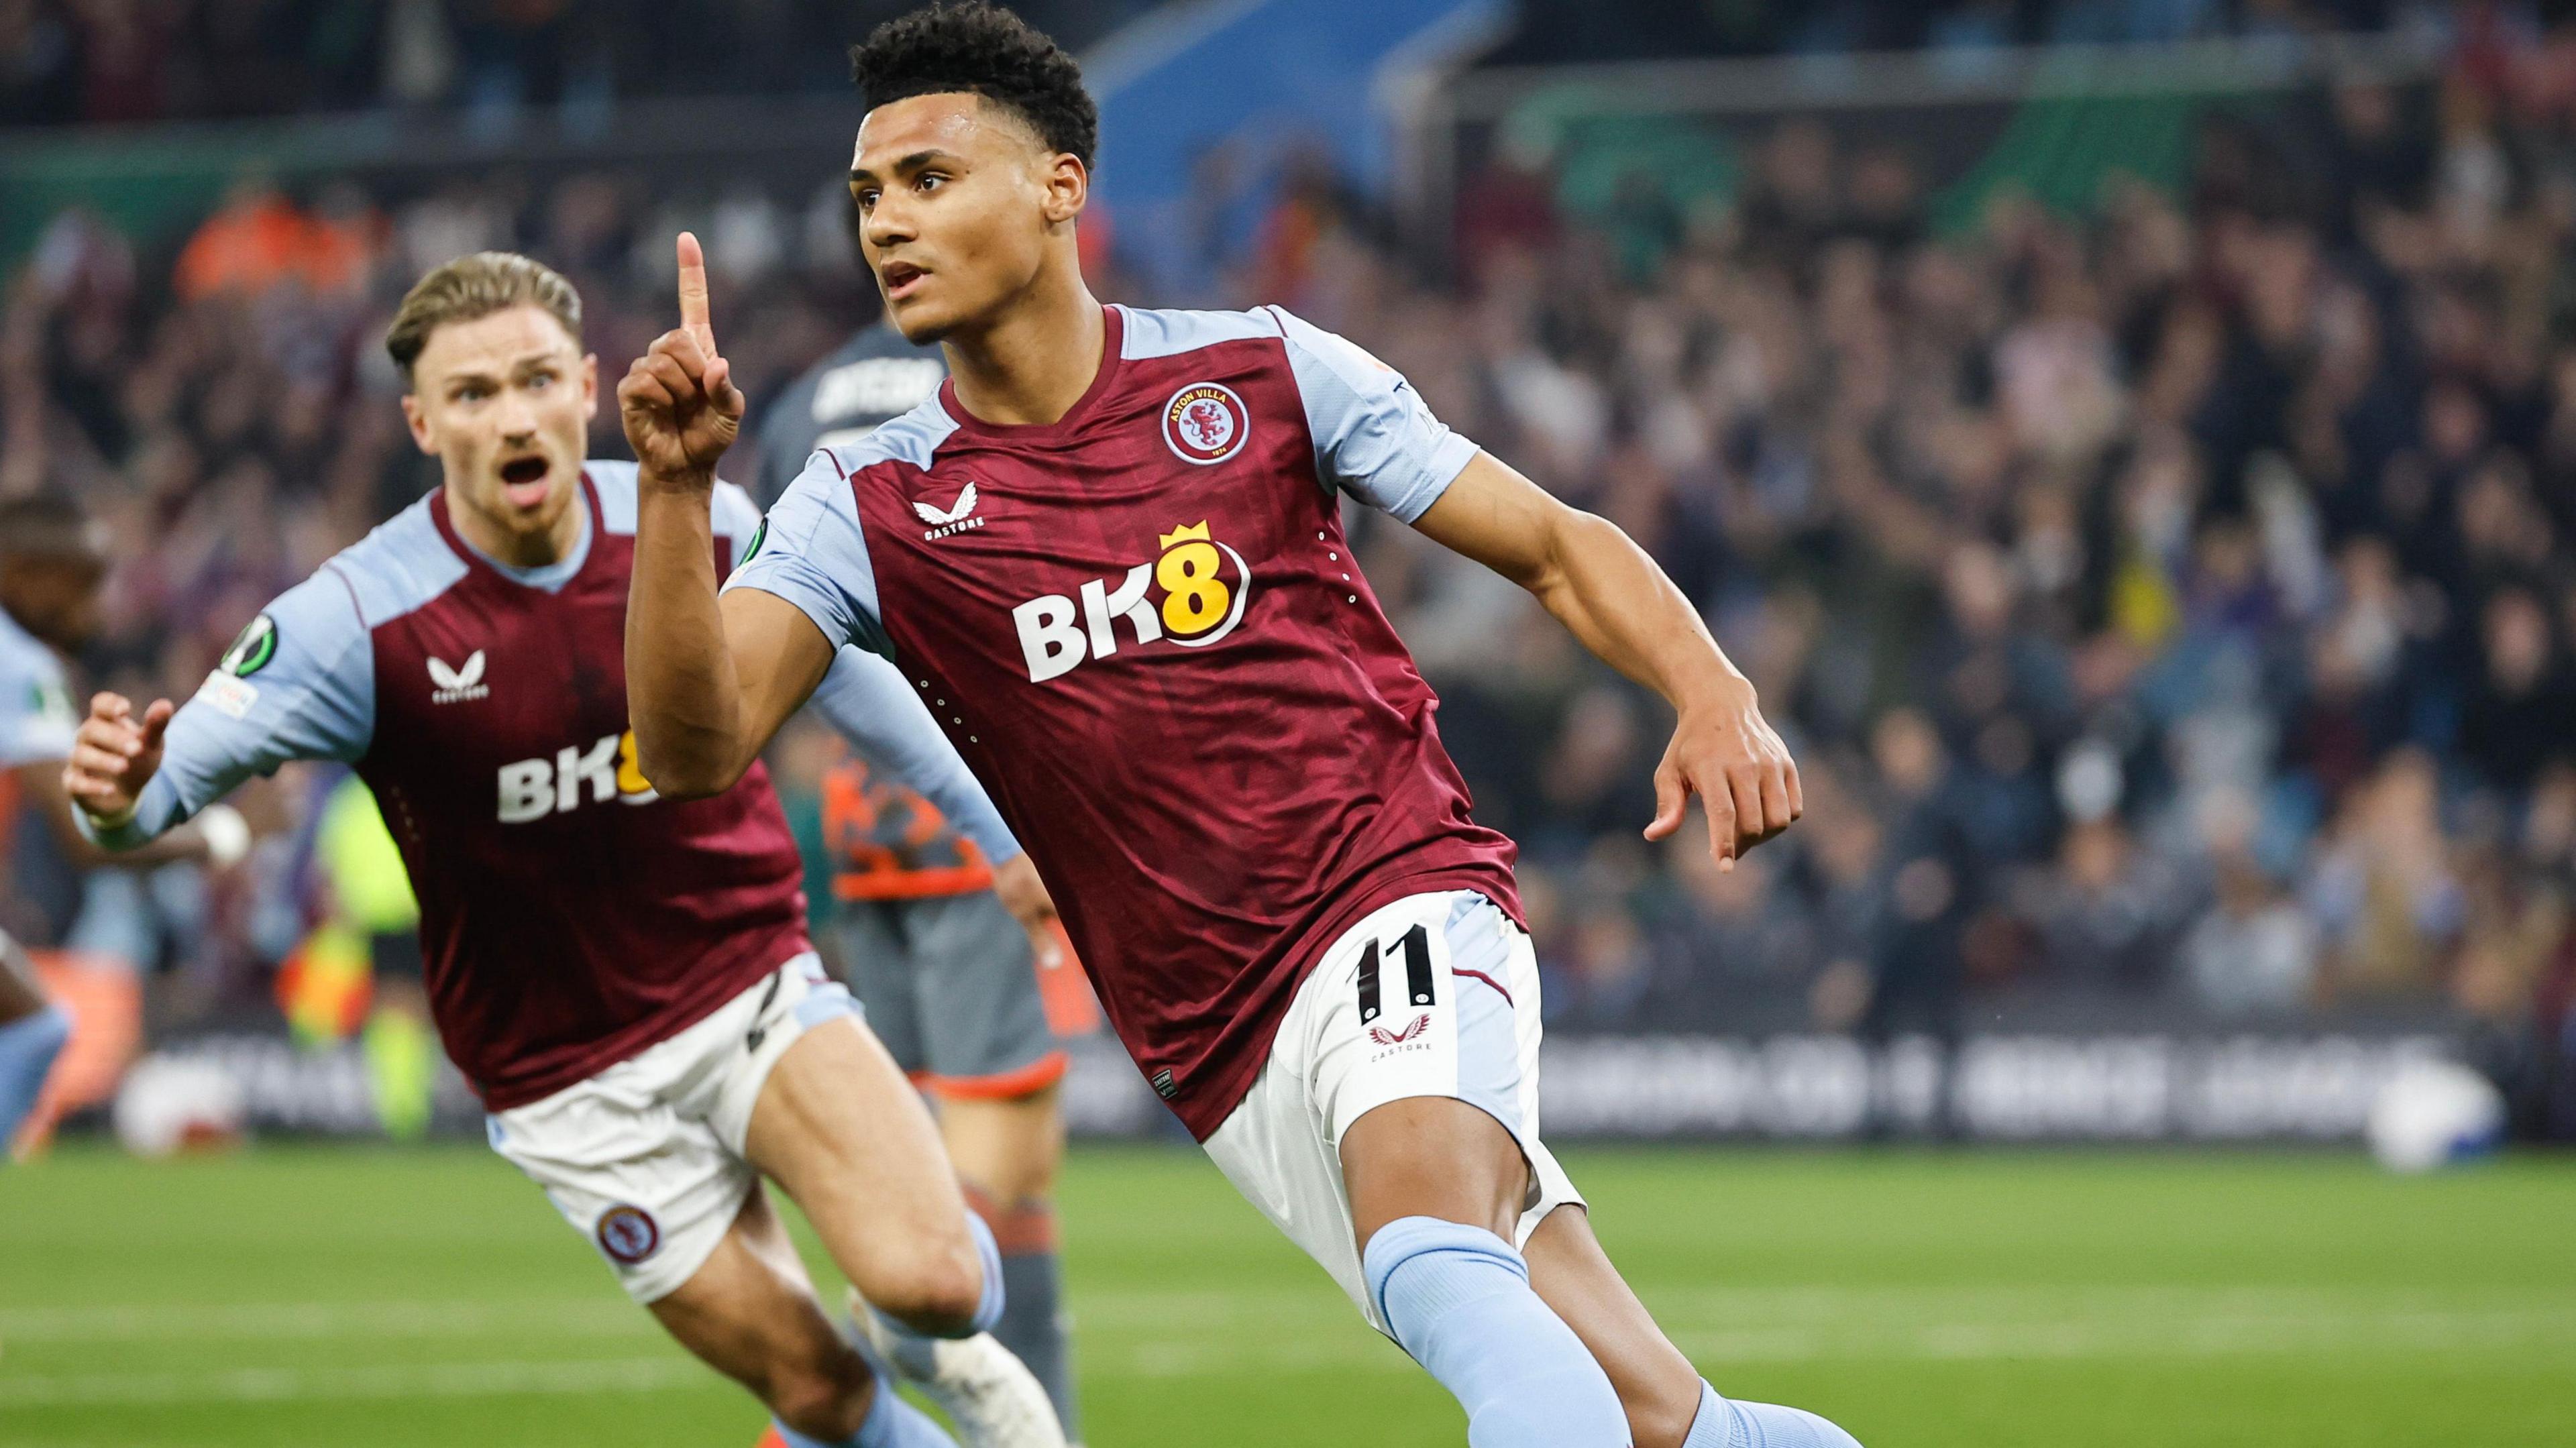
[991,852,1069,972]
[1647,676,1801,871]
[616,232,744,488]
[65,691,174,826]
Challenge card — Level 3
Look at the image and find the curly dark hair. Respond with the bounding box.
[849,3,1097,168]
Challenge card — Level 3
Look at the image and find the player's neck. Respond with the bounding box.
[941,273,1106,428]
[445,482,586,571]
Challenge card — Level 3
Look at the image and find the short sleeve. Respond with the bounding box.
[0,633,76,769]
[722,449,890,658]
[1271,306,1480,523]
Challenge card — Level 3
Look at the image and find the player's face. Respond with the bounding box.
[400,304,598,556]
[850,93,1083,341]
[0,547,107,651]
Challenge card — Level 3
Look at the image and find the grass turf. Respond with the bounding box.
[1,1144,2571,1446]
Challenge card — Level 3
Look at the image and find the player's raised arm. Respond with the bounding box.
[621,233,836,798]
[1413,452,1801,869]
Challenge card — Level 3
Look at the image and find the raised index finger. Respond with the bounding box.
[675,231,714,353]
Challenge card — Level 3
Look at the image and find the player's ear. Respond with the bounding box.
[1040,152,1086,228]
[579,353,600,421]
[398,390,437,455]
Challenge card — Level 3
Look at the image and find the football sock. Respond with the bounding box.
[965,1183,1081,1439]
[769,1376,960,1448]
[1682,1379,1864,1447]
[963,1208,1006,1335]
[1364,1215,1630,1447]
[0,1005,72,1152]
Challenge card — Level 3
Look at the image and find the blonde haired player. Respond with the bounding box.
[66,252,1063,1448]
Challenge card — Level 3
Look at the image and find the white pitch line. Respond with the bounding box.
[0,1299,646,1344]
[0,1357,708,1407]
[1098,1305,2576,1378]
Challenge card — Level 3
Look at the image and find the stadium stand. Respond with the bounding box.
[1,1,2571,1143]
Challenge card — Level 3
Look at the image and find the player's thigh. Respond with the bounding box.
[1320,891,1580,1245]
[1523,1204,1705,1445]
[939,1083,1066,1203]
[1341,1094,1527,1244]
[1204,889,1586,1328]
[835,902,926,1073]
[649,1180,871,1419]
[486,1070,757,1306]
[909,892,1066,1101]
[741,1009,982,1319]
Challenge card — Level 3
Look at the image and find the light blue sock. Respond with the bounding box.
[1364,1215,1630,1447]
[769,1376,960,1448]
[0,1005,72,1150]
[961,1208,1004,1335]
[1682,1379,1863,1447]
[875,1209,1008,1376]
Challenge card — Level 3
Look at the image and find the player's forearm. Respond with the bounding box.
[627,478,759,797]
[1523,507,1754,716]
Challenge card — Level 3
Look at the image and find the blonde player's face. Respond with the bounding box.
[400,304,598,558]
[850,93,1077,342]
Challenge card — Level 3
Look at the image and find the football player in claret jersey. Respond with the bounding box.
[64,254,1065,1448]
[618,6,1851,1448]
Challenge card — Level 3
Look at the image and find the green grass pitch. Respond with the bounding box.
[3,1143,2572,1445]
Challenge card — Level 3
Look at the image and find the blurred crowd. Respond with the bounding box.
[1279,38,2576,1133]
[0,0,1144,128]
[0,0,2442,129]
[5,12,2576,1137]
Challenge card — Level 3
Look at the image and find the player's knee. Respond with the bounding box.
[869,1235,989,1334]
[761,1341,873,1440]
[1619,1375,1706,1448]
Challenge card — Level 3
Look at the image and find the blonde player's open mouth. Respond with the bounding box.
[499,455,551,510]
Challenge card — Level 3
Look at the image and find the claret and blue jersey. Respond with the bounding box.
[726,304,1523,1136]
[87,461,1018,1109]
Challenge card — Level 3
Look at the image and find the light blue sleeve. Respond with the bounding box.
[1271,307,1481,523]
[721,450,890,658]
[0,623,76,769]
[802,645,1022,865]
[80,568,376,851]
[710,479,766,574]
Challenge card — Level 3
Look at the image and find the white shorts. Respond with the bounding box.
[1203,890,1583,1333]
[484,954,859,1304]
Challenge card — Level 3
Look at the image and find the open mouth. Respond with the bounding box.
[881,261,929,300]
[498,455,551,509]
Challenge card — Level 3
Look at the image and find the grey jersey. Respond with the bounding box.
[0,606,77,771]
[753,325,947,508]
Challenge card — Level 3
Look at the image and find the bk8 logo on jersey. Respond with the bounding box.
[1012,520,1251,683]
[497,729,659,823]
